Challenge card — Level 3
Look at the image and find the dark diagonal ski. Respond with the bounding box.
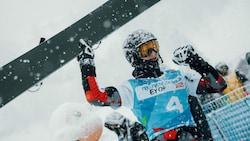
[0,0,160,108]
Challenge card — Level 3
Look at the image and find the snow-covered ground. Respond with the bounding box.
[0,0,250,140]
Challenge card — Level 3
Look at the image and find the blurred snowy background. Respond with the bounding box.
[0,0,249,140]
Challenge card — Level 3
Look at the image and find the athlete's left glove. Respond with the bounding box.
[172,45,206,70]
[172,45,210,74]
[172,45,197,66]
[77,39,96,76]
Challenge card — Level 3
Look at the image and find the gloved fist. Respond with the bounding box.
[172,45,197,66]
[77,39,94,61]
[77,39,95,68]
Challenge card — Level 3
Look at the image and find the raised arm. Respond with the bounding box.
[77,39,121,107]
[173,45,227,94]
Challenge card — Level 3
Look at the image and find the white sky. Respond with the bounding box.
[0,0,250,141]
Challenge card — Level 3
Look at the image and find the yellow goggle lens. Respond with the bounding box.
[138,40,159,58]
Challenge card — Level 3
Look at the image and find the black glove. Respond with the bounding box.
[104,112,127,140]
[173,45,219,77]
[235,70,248,83]
[104,112,149,141]
[130,122,149,141]
[172,45,207,71]
[77,39,94,60]
[172,45,197,66]
[77,39,96,77]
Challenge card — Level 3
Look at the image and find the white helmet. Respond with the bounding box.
[123,29,157,67]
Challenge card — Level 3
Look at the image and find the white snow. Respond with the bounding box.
[0,0,250,141]
[49,103,103,141]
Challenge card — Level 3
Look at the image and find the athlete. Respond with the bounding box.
[77,29,226,140]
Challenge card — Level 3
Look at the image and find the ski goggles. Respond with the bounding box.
[137,40,159,58]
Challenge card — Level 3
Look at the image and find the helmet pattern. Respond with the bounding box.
[123,29,157,67]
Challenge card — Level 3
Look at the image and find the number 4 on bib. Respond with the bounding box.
[166,96,184,113]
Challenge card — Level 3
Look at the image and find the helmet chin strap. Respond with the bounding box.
[132,54,164,78]
[158,53,164,64]
[132,68,163,78]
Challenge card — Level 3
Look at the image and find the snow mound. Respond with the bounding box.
[49,103,102,141]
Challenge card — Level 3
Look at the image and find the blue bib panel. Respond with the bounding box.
[128,70,196,139]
